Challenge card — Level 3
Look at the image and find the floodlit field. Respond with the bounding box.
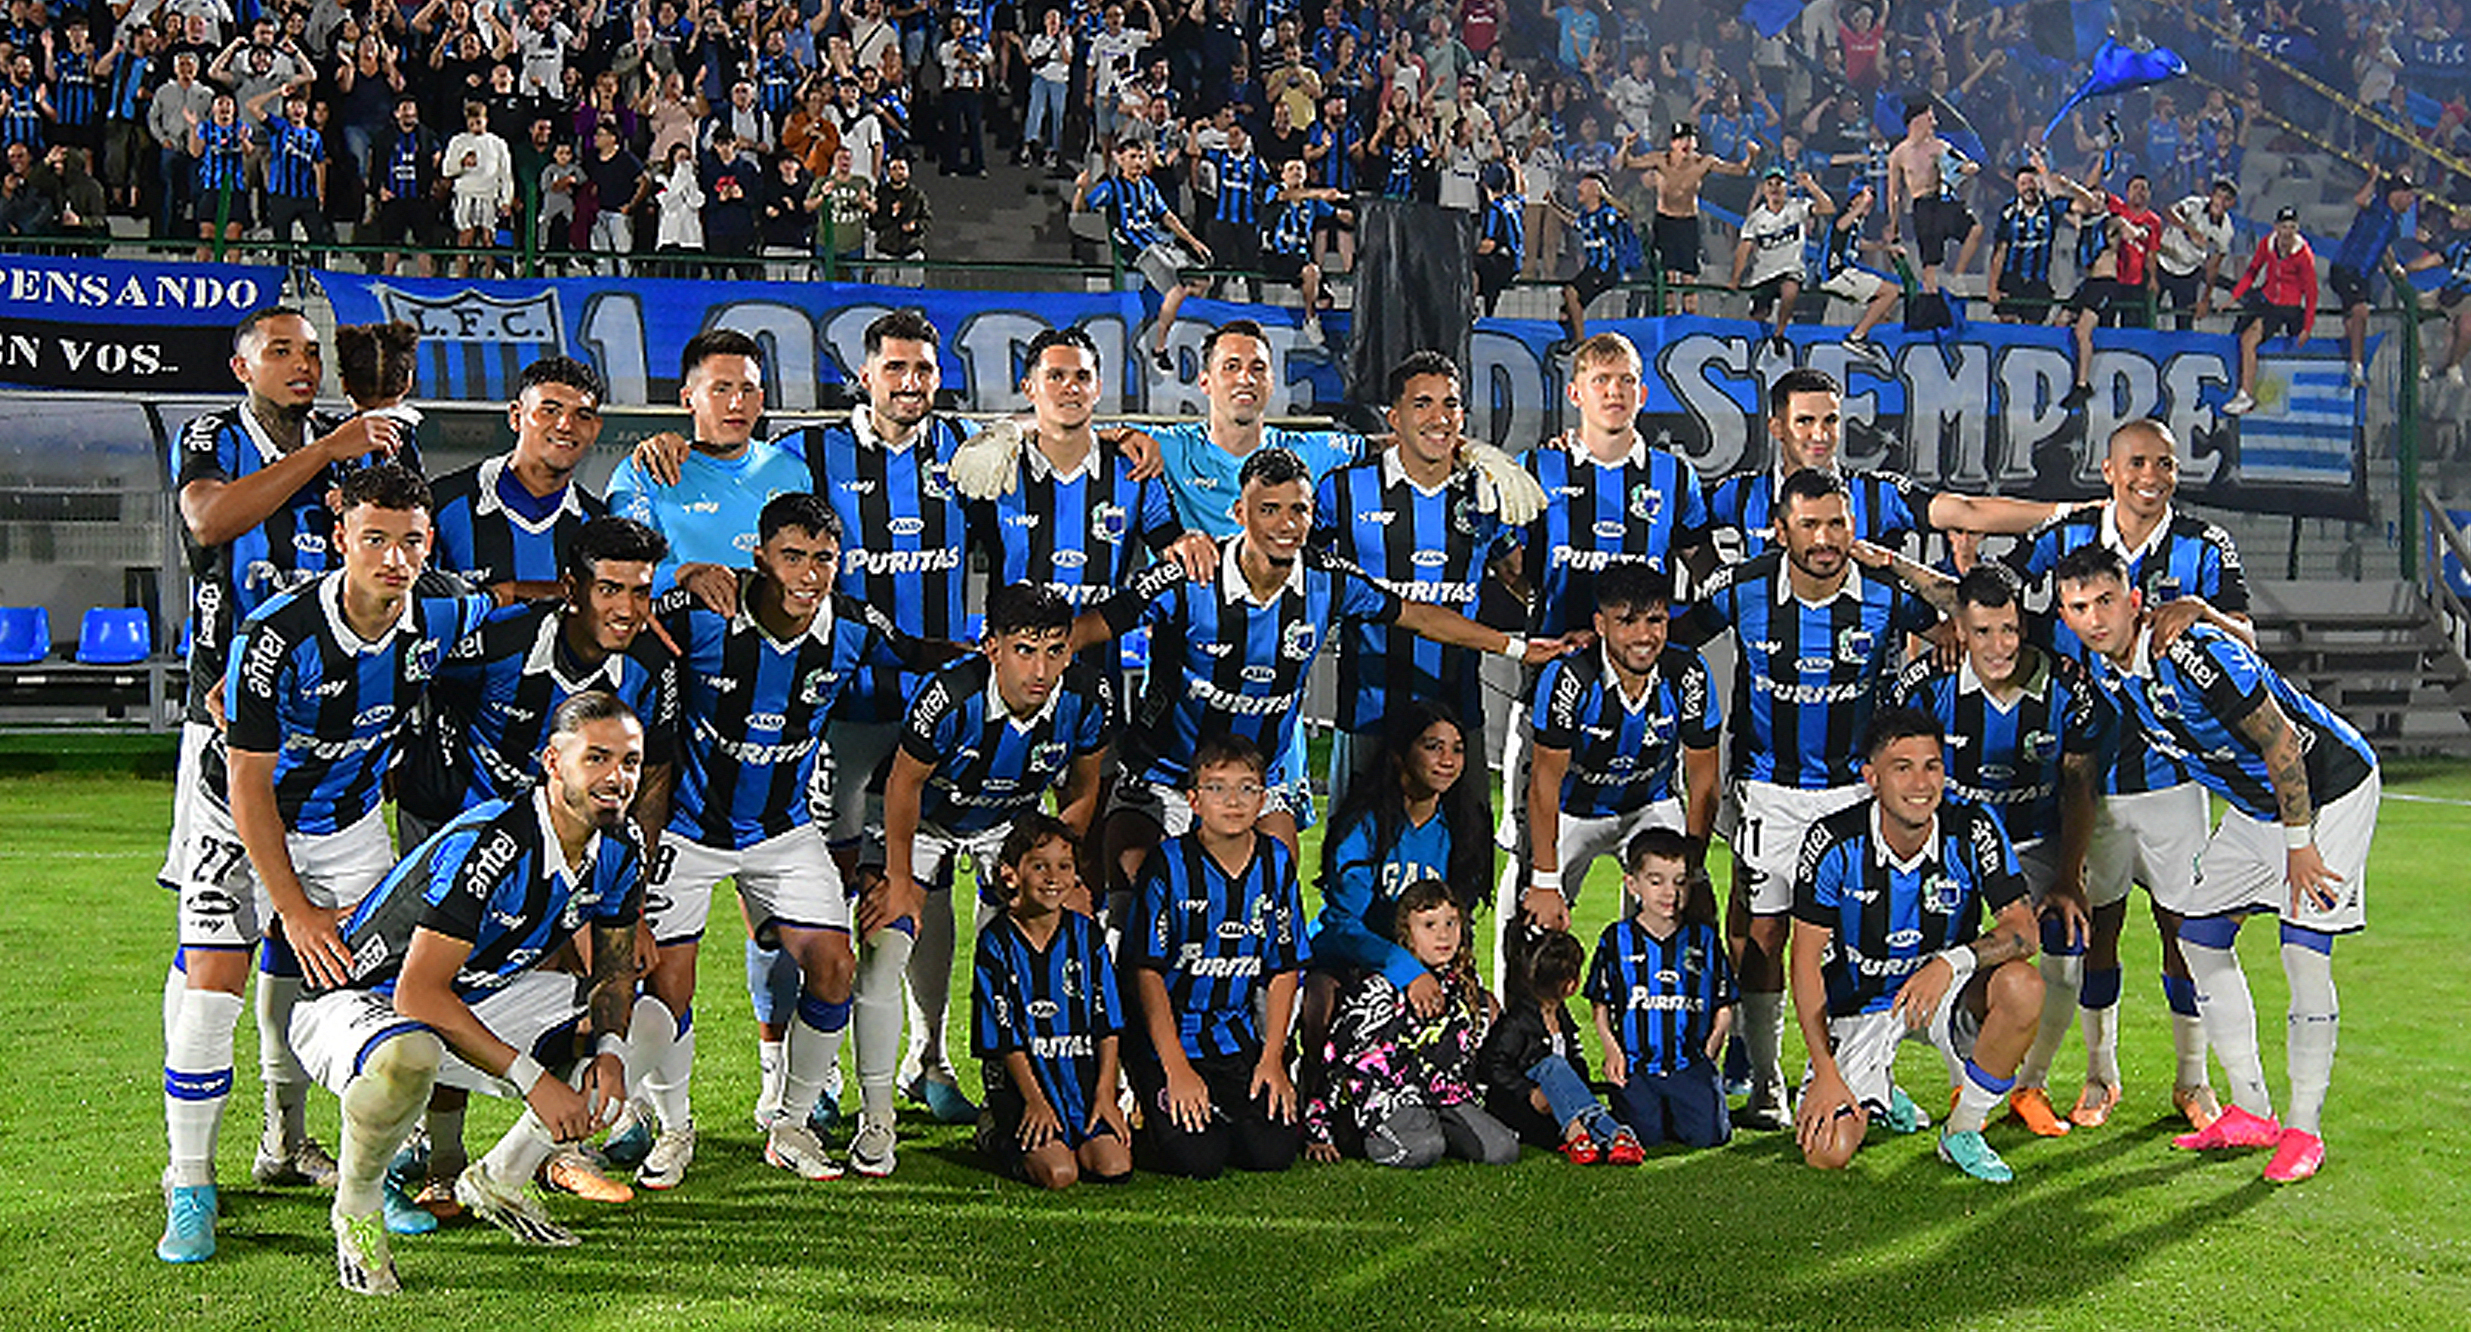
[3,746,2465,1329]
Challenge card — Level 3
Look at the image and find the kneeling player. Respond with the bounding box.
[1122,736,1310,1178]
[970,813,1132,1189]
[293,693,648,1294]
[1790,708,2045,1183]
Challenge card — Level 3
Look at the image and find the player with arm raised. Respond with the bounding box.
[295,692,649,1293]
[2054,544,2378,1184]
[1790,707,2046,1183]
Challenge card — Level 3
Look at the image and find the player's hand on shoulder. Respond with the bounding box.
[1404,970,1445,1018]
[2145,596,2210,653]
[1164,530,1216,582]
[1106,424,1164,479]
[313,412,402,466]
[632,430,690,486]
[1846,538,1895,570]
[675,561,740,616]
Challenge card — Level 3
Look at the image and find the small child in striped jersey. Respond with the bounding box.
[1588,827,1736,1149]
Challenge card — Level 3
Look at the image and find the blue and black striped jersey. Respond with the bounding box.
[1310,453,1514,735]
[1531,645,1720,819]
[263,113,324,199]
[966,438,1182,607]
[338,790,642,1002]
[782,409,972,724]
[1312,807,1451,990]
[896,653,1112,835]
[106,53,151,121]
[1678,554,1939,788]
[173,403,423,722]
[2083,624,2378,823]
[1573,202,1626,274]
[1891,647,2096,847]
[1814,210,1866,282]
[1263,192,1331,258]
[1791,798,2026,1018]
[1585,917,1735,1075]
[1083,172,1172,250]
[1481,191,1527,269]
[1702,465,1931,561]
[1124,830,1311,1059]
[401,600,679,822]
[1993,197,2071,285]
[0,77,41,147]
[1522,434,1709,638]
[1099,539,1399,790]
[214,572,491,835]
[658,584,920,849]
[2073,204,2110,274]
[972,910,1123,1132]
[1206,147,1265,226]
[195,119,249,192]
[1307,119,1356,191]
[50,48,98,127]
[429,454,606,590]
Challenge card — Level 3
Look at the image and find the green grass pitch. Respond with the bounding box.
[2,750,2466,1329]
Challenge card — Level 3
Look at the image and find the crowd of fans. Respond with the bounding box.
[0,0,2467,300]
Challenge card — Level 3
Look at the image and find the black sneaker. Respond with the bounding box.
[1150,346,1174,375]
[1768,333,1791,358]
[2061,381,2092,409]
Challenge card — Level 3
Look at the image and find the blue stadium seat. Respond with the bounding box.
[1119,626,1150,672]
[0,607,48,665]
[76,607,151,665]
[178,618,194,659]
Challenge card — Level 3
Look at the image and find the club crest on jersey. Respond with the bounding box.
[1836,627,1876,664]
[1061,956,1084,999]
[1281,622,1316,661]
[2143,571,2183,601]
[1450,494,1481,536]
[1091,502,1128,544]
[2020,730,2059,762]
[1628,483,1663,523]
[922,463,954,502]
[2144,681,2183,720]
[405,641,440,683]
[1924,873,1967,915]
[1031,740,1069,771]
[800,667,841,705]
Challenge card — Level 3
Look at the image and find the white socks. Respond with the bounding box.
[634,994,694,1129]
[1741,990,1786,1104]
[337,1034,441,1215]
[857,929,914,1121]
[164,987,245,1187]
[479,1109,558,1188]
[2019,952,2083,1090]
[783,991,851,1120]
[256,973,310,1154]
[2281,940,2339,1136]
[2180,935,2273,1119]
[901,891,958,1084]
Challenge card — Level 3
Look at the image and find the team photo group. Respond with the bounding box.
[154,301,2378,1296]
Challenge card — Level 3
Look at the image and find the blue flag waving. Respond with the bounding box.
[1742,0,1808,39]
[2044,39,2188,141]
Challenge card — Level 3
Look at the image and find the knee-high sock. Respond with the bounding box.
[856,930,914,1120]
[255,972,310,1151]
[2281,931,2339,1136]
[2079,966,2122,1086]
[2179,921,2272,1118]
[783,992,851,1121]
[479,1109,559,1188]
[337,1034,440,1214]
[423,1098,469,1180]
[633,995,693,1128]
[1741,989,1786,1101]
[2162,973,2210,1088]
[902,891,958,1082]
[2020,952,2084,1090]
[164,988,245,1187]
[1951,1058,2013,1135]
[161,953,186,1054]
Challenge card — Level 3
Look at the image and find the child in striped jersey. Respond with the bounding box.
[1589,829,1736,1149]
[1475,930,1644,1165]
[971,814,1131,1190]
[1303,879,1518,1168]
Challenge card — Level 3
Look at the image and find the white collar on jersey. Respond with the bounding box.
[531,784,603,889]
[1868,801,1944,874]
[732,574,837,649]
[983,656,1067,732]
[2098,499,2176,565]
[2123,623,2160,679]
[851,401,934,455]
[523,607,629,693]
[1561,428,1649,471]
[1773,560,1865,608]
[318,568,415,655]
[472,453,588,530]
[1025,430,1100,485]
[1599,643,1657,712]
[235,396,313,462]
[1379,445,1455,497]
[1219,534,1307,606]
[1957,644,2050,705]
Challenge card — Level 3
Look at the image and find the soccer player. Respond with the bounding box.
[1673,468,1942,1131]
[156,305,418,1264]
[604,330,811,582]
[1881,100,1978,298]
[1520,561,1720,933]
[862,583,1113,1174]
[1310,351,1522,801]
[159,463,490,1263]
[295,692,648,1294]
[1731,165,1834,357]
[1072,137,1213,375]
[2053,544,2379,1182]
[630,493,944,1188]
[970,813,1132,1189]
[428,355,611,601]
[1986,161,2073,324]
[1790,707,2046,1183]
[1142,318,1361,542]
[2002,417,2249,1129]
[1121,736,1310,1178]
[1878,564,2100,1138]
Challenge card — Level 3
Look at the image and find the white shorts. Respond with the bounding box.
[293,969,587,1098]
[1134,240,1194,293]
[2195,769,2377,934]
[1549,798,1685,900]
[645,827,849,947]
[451,191,498,233]
[824,719,899,850]
[1104,773,1312,839]
[1805,990,1982,1118]
[167,766,396,953]
[1820,268,1887,304]
[2014,837,2063,904]
[909,819,1011,908]
[1735,780,1867,916]
[2086,783,2208,914]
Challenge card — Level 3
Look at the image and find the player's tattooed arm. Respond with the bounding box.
[1848,539,1958,616]
[2234,696,2316,830]
[1969,899,2041,969]
[586,918,636,1040]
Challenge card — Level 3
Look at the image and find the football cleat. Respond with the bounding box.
[1558,1133,1601,1166]
[2008,1087,2072,1137]
[2174,1104,2281,1151]
[600,1104,653,1168]
[902,1069,981,1125]
[331,1207,399,1295]
[2173,1083,2224,1134]
[849,1114,898,1178]
[637,1122,697,1191]
[155,1183,218,1264]
[764,1121,844,1180]
[380,1174,438,1235]
[254,1136,340,1188]
[1603,1129,1646,1166]
[2262,1127,2325,1183]
[1881,1085,1930,1135]
[411,1178,463,1220]
[1937,1128,2015,1184]
[1736,1088,1791,1133]
[540,1147,634,1204]
[453,1164,579,1247]
[2070,1080,2122,1128]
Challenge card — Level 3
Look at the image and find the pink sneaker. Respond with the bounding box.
[2262,1128,2325,1183]
[2172,1104,2281,1151]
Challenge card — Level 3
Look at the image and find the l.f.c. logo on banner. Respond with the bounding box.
[371,285,565,405]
